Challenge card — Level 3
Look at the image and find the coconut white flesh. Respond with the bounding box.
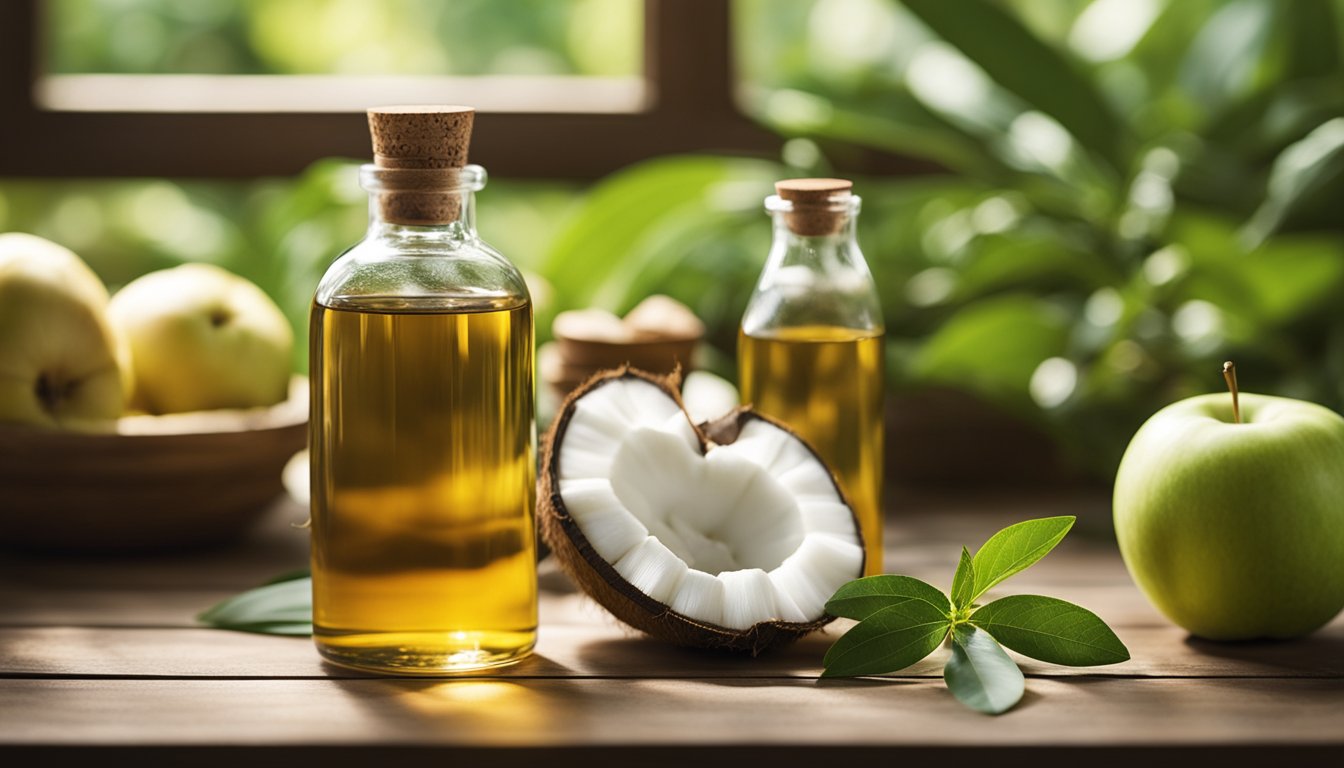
[718,568,780,630]
[681,371,740,425]
[558,478,649,563]
[614,536,688,605]
[711,419,816,478]
[798,501,863,546]
[775,459,842,500]
[669,568,726,627]
[560,380,695,480]
[557,377,862,630]
[769,535,866,620]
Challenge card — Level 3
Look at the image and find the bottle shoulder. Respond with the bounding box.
[741,239,883,336]
[315,234,530,312]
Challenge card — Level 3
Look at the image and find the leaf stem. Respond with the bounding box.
[1222,361,1240,424]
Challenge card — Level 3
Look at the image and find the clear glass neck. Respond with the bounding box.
[360,164,486,240]
[763,192,864,269]
[741,193,882,335]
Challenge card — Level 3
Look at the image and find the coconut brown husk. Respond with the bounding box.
[538,366,865,655]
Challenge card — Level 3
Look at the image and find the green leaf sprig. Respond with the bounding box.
[822,516,1129,714]
[198,570,312,636]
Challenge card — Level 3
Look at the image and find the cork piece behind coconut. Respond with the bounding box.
[539,367,865,654]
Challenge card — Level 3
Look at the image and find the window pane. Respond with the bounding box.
[45,0,642,77]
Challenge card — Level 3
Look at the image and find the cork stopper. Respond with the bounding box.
[367,105,474,225]
[775,178,854,236]
[368,105,474,169]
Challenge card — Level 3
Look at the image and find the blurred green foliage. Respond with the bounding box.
[5,0,1344,477]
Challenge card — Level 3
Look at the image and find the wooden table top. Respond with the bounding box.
[2,490,1341,765]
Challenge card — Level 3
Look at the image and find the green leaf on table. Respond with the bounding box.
[825,575,951,621]
[821,600,951,678]
[950,547,975,610]
[199,576,312,636]
[820,516,1126,714]
[970,516,1075,601]
[943,625,1025,715]
[970,595,1129,666]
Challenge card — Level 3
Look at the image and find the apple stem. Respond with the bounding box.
[1222,361,1240,424]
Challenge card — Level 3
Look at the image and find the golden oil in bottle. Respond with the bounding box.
[309,106,537,674]
[738,178,885,573]
[739,325,884,574]
[310,298,536,672]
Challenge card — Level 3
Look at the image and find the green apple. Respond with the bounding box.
[0,233,126,429]
[1114,385,1344,640]
[109,264,293,414]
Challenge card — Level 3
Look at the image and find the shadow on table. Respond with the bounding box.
[571,632,833,678]
[570,631,948,680]
[1183,631,1344,676]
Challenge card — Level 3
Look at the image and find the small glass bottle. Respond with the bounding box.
[309,106,536,673]
[738,179,885,574]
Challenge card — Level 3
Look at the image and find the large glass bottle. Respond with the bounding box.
[738,179,885,574]
[309,107,536,673]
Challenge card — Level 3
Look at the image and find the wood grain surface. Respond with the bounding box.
[1,493,1340,765]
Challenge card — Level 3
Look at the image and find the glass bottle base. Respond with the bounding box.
[314,629,535,675]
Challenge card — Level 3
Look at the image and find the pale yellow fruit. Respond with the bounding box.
[109,263,293,414]
[0,233,125,430]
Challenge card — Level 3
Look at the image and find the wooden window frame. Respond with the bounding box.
[0,0,783,179]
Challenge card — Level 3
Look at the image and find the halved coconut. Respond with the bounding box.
[539,367,865,654]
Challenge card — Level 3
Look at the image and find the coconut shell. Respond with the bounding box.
[538,366,864,655]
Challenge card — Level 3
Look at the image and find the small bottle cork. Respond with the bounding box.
[367,105,475,225]
[775,178,853,236]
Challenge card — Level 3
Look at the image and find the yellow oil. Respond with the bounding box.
[309,297,536,673]
[738,325,884,574]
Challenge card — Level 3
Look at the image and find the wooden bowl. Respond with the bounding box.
[0,377,308,554]
[554,335,699,374]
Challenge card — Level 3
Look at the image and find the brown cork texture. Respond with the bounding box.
[776,178,853,236]
[367,106,474,225]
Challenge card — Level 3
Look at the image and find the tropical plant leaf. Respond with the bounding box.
[1178,0,1276,114]
[946,230,1123,304]
[900,0,1128,170]
[1201,78,1344,158]
[540,155,778,311]
[751,88,1012,182]
[1281,0,1339,80]
[970,516,1075,601]
[950,547,975,610]
[199,576,312,636]
[1235,235,1344,325]
[821,601,951,678]
[943,625,1024,715]
[970,595,1130,667]
[826,575,951,621]
[911,294,1071,410]
[1243,118,1344,246]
